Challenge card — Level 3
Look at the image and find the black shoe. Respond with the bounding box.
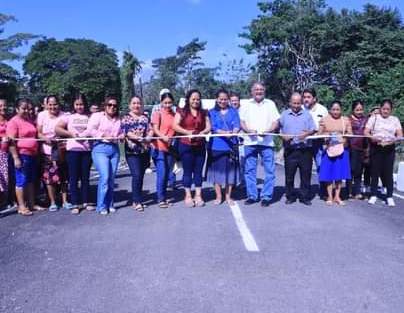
[261,199,271,207]
[299,199,312,206]
[285,199,296,204]
[244,198,258,205]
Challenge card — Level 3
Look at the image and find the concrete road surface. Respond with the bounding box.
[1,165,404,313]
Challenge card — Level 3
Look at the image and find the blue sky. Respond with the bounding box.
[2,0,403,80]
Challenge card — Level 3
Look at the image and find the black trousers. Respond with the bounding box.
[370,144,395,198]
[284,148,313,201]
[347,149,365,196]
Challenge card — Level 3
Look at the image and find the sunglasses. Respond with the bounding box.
[106,103,118,108]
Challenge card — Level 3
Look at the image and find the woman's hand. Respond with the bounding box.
[162,135,170,143]
[14,156,22,169]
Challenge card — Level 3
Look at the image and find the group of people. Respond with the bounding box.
[0,82,402,217]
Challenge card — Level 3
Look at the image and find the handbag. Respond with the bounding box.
[326,117,345,158]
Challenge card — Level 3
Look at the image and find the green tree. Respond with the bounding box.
[240,1,404,106]
[240,0,328,102]
[189,67,222,98]
[0,13,37,100]
[150,38,207,101]
[120,50,142,111]
[218,56,255,98]
[23,38,121,106]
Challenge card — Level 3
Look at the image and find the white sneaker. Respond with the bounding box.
[386,197,396,207]
[145,168,153,174]
[368,196,377,205]
[109,207,116,213]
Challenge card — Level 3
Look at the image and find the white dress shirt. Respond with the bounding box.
[239,98,280,147]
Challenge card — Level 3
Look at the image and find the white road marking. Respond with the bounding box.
[229,201,260,252]
[393,193,404,200]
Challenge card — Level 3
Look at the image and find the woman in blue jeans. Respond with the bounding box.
[84,96,123,215]
[56,93,93,214]
[173,89,211,207]
[151,92,176,208]
[121,96,152,211]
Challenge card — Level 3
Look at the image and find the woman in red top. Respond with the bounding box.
[0,98,9,209]
[7,99,41,216]
[347,100,368,199]
[151,92,176,208]
[173,89,211,207]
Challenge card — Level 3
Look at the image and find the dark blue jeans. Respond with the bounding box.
[126,152,149,204]
[178,142,206,188]
[66,151,91,206]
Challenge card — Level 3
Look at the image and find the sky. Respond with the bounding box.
[2,0,404,80]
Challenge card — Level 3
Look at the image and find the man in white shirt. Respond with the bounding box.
[240,82,280,207]
[303,88,328,198]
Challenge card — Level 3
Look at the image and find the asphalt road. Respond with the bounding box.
[1,164,404,313]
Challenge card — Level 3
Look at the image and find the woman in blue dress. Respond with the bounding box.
[207,89,240,205]
[318,101,352,205]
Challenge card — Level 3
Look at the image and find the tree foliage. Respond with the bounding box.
[23,38,121,106]
[240,0,404,120]
[149,38,207,102]
[0,13,37,99]
[120,50,142,110]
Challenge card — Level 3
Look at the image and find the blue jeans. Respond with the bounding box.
[167,157,176,188]
[152,149,173,202]
[91,143,120,212]
[126,152,149,204]
[66,151,91,206]
[312,141,325,197]
[312,141,324,174]
[244,145,275,201]
[178,142,206,188]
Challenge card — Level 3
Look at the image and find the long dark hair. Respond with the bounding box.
[184,89,202,112]
[71,93,88,114]
[381,99,393,110]
[103,95,120,117]
[351,99,364,112]
[46,94,60,105]
[160,92,174,104]
[214,88,230,111]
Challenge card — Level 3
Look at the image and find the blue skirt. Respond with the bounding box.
[207,150,238,185]
[319,148,351,182]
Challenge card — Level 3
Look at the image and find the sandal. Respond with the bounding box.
[158,201,169,209]
[33,205,47,211]
[334,199,346,206]
[325,199,333,206]
[213,198,222,205]
[133,203,144,212]
[194,197,205,207]
[185,198,195,208]
[84,204,96,211]
[71,208,80,215]
[18,207,33,216]
[226,198,235,206]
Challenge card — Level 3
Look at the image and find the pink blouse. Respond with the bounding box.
[0,119,7,152]
[84,112,121,143]
[63,113,91,151]
[37,111,67,155]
